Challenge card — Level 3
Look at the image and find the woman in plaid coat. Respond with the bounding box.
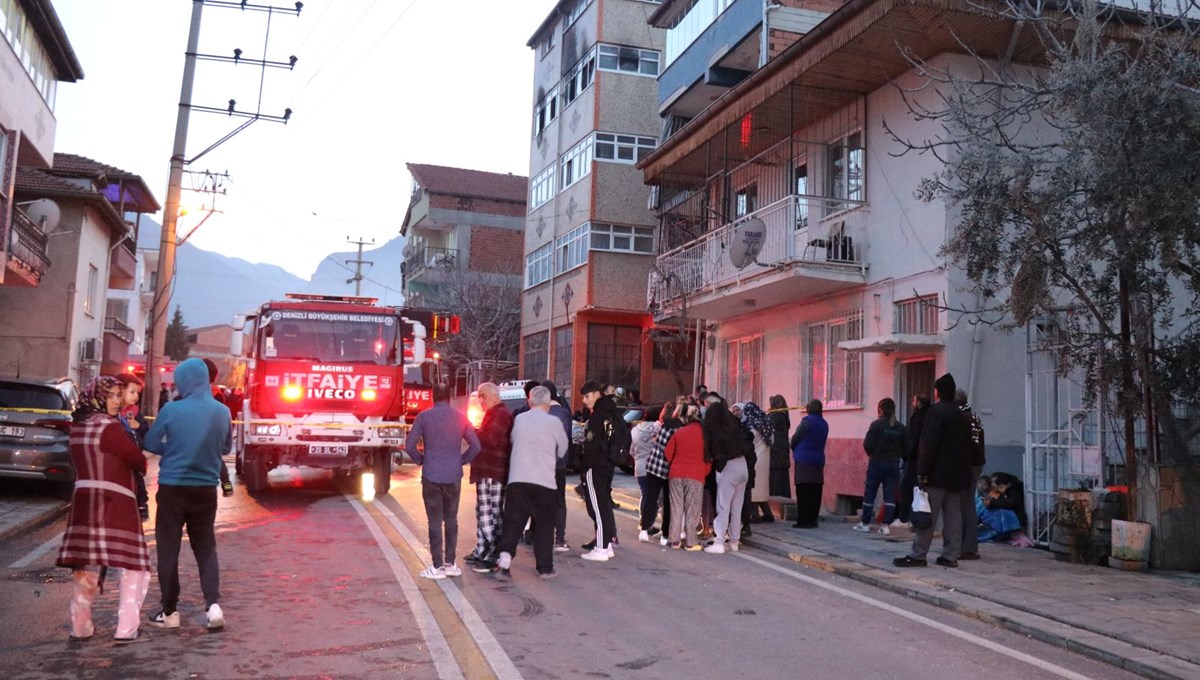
[56,375,152,643]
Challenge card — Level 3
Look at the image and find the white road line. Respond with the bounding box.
[346,497,464,680]
[373,501,525,680]
[9,532,64,568]
[736,552,1095,680]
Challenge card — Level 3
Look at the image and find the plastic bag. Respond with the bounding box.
[911,487,933,529]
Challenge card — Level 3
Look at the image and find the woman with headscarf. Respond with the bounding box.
[768,395,792,499]
[790,399,828,529]
[665,404,708,550]
[737,402,775,523]
[701,401,750,553]
[56,376,152,643]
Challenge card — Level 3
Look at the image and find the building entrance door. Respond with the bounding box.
[898,359,935,423]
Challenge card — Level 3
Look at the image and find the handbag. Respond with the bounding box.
[911,487,933,529]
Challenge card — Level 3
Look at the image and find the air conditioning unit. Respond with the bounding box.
[79,338,102,363]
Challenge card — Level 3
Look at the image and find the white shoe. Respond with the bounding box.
[419,565,446,579]
[729,542,739,552]
[638,530,650,542]
[554,542,571,552]
[580,547,611,562]
[498,551,512,570]
[439,563,462,577]
[878,525,891,536]
[606,544,615,558]
[660,536,669,547]
[206,603,224,630]
[851,522,871,533]
[889,518,905,528]
[703,542,726,554]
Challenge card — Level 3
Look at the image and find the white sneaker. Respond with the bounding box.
[439,563,462,577]
[729,542,739,552]
[878,524,891,536]
[606,544,615,558]
[890,518,905,528]
[419,565,446,579]
[498,552,512,570]
[580,547,611,562]
[851,522,871,533]
[703,542,726,554]
[149,610,180,629]
[638,530,650,542]
[660,536,669,547]
[206,603,224,630]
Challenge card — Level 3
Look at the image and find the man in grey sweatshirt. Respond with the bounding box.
[494,386,569,580]
[405,384,481,579]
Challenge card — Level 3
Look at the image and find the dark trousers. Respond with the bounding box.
[639,473,671,532]
[422,478,461,568]
[860,458,901,525]
[794,483,823,527]
[583,467,616,548]
[498,482,557,574]
[155,484,220,612]
[554,469,567,544]
[897,460,918,522]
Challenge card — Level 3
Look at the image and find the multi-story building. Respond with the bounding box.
[0,0,83,288]
[641,0,1044,520]
[521,0,678,403]
[0,153,158,383]
[400,163,527,378]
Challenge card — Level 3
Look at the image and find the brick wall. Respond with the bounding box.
[469,225,522,275]
[429,194,527,218]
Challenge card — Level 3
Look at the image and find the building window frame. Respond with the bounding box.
[84,265,98,317]
[556,223,590,274]
[826,129,865,211]
[561,135,593,190]
[563,0,593,28]
[524,331,549,380]
[803,311,864,408]
[529,164,557,211]
[561,47,597,109]
[893,294,941,335]
[525,243,553,288]
[723,334,763,406]
[589,222,654,254]
[597,44,660,77]
[594,132,656,164]
[586,323,641,390]
[534,85,560,136]
[553,325,574,395]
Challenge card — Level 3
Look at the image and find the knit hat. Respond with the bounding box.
[934,373,957,398]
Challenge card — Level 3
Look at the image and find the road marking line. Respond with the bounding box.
[736,552,1095,680]
[9,532,64,568]
[347,497,465,680]
[373,500,524,680]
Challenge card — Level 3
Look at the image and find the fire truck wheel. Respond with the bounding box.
[244,447,269,493]
[373,451,392,495]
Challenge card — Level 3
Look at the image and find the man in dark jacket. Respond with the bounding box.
[578,380,619,561]
[953,389,986,560]
[896,394,930,525]
[467,382,514,573]
[895,373,971,568]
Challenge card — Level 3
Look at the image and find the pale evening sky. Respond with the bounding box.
[51,0,557,279]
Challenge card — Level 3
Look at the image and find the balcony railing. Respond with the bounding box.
[8,209,51,279]
[404,246,459,280]
[104,316,135,344]
[650,193,866,311]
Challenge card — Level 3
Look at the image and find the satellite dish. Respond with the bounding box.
[24,199,61,232]
[728,217,766,269]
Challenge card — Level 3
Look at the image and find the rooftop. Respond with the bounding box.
[407,163,528,204]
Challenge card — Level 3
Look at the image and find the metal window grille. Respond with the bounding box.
[893,295,939,335]
[802,312,862,407]
[523,332,549,380]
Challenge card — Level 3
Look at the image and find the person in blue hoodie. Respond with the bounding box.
[143,358,232,631]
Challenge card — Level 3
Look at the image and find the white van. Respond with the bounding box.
[466,380,532,427]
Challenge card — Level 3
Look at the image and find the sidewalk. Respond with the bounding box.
[0,495,67,542]
[609,485,1200,680]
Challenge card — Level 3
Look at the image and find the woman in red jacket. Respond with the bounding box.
[665,405,709,550]
[56,376,152,643]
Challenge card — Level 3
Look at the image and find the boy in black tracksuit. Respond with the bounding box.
[578,381,619,561]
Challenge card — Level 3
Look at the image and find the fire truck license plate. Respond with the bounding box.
[308,445,349,456]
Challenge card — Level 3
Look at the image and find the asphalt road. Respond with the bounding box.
[0,464,1144,680]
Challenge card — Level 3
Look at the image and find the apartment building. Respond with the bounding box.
[641,0,1048,521]
[0,0,82,288]
[521,0,681,402]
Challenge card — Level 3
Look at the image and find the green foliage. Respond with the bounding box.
[164,307,190,361]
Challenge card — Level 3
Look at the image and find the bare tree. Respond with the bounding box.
[417,261,522,384]
[887,0,1200,528]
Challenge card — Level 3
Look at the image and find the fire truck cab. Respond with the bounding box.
[230,294,424,494]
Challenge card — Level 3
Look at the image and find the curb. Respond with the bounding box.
[741,531,1200,680]
[0,501,69,543]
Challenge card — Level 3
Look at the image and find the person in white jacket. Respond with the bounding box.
[630,406,663,542]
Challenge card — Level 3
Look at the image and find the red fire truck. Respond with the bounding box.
[230,294,432,494]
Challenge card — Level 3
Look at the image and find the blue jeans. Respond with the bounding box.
[860,458,901,525]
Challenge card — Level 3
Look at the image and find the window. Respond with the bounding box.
[724,335,763,406]
[84,265,98,317]
[735,183,758,218]
[525,243,552,288]
[827,131,865,209]
[534,86,559,136]
[804,312,863,407]
[590,223,654,254]
[540,30,555,58]
[586,324,641,389]
[594,132,656,164]
[561,48,596,108]
[795,161,809,227]
[529,164,556,210]
[554,326,574,396]
[598,44,660,76]
[0,0,58,108]
[894,295,940,335]
[556,224,590,273]
[564,0,593,27]
[524,331,549,379]
[561,135,593,189]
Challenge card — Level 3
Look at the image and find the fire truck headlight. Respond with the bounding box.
[361,389,378,401]
[282,385,303,401]
[251,424,283,436]
[378,426,404,438]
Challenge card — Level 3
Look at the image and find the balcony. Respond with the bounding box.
[648,194,867,321]
[403,246,459,283]
[108,237,137,290]
[104,316,135,344]
[5,209,51,287]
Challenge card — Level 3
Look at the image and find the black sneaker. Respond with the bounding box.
[581,540,597,551]
[935,556,959,568]
[472,560,497,574]
[893,556,928,568]
[463,553,482,565]
[221,481,234,497]
[538,569,559,580]
[647,527,661,537]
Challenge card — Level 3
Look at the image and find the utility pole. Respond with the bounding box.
[346,236,374,296]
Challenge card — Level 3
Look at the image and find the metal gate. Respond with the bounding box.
[1024,321,1107,546]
